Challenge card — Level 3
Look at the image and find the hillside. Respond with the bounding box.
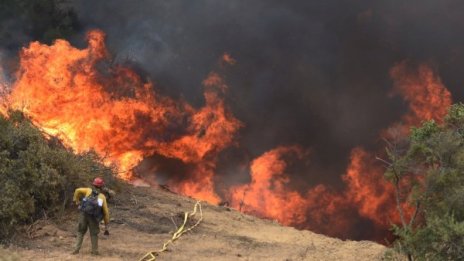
[2,184,388,261]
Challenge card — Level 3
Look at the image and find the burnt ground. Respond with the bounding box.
[1,185,390,260]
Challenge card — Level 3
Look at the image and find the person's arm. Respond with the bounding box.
[73,188,91,205]
[100,195,110,225]
[100,195,110,235]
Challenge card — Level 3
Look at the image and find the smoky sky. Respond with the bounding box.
[0,1,452,188]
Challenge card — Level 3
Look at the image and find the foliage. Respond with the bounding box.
[391,214,464,260]
[0,0,79,48]
[0,111,116,242]
[385,103,464,260]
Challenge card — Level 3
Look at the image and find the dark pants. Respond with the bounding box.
[73,212,100,254]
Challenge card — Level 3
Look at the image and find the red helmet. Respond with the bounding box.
[92,177,105,187]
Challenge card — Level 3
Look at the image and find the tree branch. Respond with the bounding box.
[375,156,392,166]
[393,173,407,228]
[409,201,420,227]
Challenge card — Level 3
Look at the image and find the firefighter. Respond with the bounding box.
[71,177,110,255]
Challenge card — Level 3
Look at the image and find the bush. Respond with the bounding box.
[385,103,464,260]
[0,111,116,242]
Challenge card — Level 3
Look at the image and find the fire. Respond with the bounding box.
[229,146,309,225]
[389,61,452,132]
[342,148,399,226]
[0,29,455,241]
[2,30,241,202]
[335,62,451,236]
[221,53,236,66]
[227,146,363,237]
[174,162,221,204]
[228,61,453,240]
[155,72,242,163]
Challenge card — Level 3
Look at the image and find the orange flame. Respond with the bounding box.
[335,62,452,237]
[342,148,399,226]
[228,62,453,241]
[0,29,455,241]
[229,146,309,225]
[2,30,241,202]
[221,53,236,66]
[389,61,452,132]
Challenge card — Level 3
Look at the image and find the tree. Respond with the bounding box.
[383,104,464,260]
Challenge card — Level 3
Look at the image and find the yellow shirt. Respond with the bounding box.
[73,187,110,224]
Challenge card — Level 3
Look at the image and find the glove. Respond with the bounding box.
[103,224,110,236]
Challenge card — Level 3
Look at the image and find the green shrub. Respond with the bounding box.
[0,111,116,242]
[385,103,464,260]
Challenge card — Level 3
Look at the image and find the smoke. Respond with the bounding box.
[70,0,464,187]
[68,0,464,239]
[0,50,11,97]
[2,0,463,241]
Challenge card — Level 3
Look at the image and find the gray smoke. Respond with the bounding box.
[40,0,464,240]
[71,0,464,185]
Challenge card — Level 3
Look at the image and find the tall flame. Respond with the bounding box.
[228,61,453,240]
[2,30,242,202]
[390,61,452,126]
[0,29,454,241]
[229,146,309,225]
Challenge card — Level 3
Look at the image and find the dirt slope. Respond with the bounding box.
[2,185,388,261]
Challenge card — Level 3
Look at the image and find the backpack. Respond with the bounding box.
[80,189,103,221]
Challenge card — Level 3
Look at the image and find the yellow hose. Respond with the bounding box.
[139,201,203,261]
